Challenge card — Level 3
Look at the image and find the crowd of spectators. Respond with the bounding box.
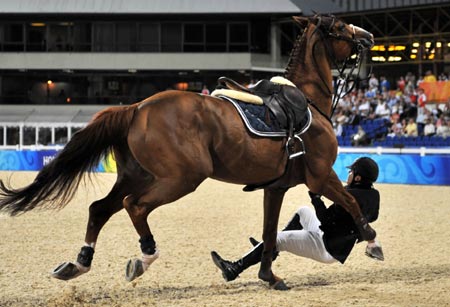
[331,70,450,147]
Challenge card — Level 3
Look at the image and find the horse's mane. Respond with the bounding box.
[284,13,337,82]
[283,25,308,80]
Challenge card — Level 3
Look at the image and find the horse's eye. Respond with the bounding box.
[338,24,346,31]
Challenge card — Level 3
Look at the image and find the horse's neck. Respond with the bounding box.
[285,31,333,116]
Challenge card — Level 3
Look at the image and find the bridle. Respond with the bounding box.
[309,15,371,118]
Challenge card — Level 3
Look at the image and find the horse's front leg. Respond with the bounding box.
[318,169,376,241]
[258,188,289,290]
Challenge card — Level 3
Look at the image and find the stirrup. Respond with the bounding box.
[286,135,305,159]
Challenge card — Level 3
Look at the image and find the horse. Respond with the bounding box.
[0,14,375,290]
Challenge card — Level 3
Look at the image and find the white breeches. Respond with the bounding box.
[276,206,337,264]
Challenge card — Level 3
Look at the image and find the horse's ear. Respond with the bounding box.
[292,16,309,28]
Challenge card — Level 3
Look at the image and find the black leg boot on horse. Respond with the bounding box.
[125,235,159,282]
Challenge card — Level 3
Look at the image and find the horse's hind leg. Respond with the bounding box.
[51,182,126,280]
[123,175,206,282]
[52,150,153,281]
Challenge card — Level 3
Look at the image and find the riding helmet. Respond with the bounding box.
[347,157,379,183]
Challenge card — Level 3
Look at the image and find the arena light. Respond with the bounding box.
[411,49,418,53]
[371,56,386,62]
[436,42,442,48]
[371,45,385,51]
[412,42,420,47]
[410,54,417,59]
[425,42,432,48]
[388,56,402,62]
[47,80,53,85]
[30,22,46,27]
[175,82,188,91]
[387,45,406,51]
[428,54,435,60]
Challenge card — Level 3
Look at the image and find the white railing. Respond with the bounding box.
[338,146,450,156]
[0,122,86,151]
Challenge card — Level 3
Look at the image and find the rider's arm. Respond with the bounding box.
[308,191,327,223]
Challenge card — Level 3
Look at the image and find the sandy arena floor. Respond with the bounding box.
[0,171,449,307]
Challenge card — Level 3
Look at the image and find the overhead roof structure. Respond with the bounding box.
[0,0,302,14]
[2,0,448,15]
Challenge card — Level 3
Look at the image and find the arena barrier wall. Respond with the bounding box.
[0,150,116,173]
[0,149,449,185]
[334,153,450,185]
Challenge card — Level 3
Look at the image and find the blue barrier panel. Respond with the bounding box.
[0,150,58,171]
[0,150,112,172]
[334,153,450,185]
[1,150,449,185]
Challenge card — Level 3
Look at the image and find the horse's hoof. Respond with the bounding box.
[270,279,290,291]
[125,259,145,282]
[51,262,89,281]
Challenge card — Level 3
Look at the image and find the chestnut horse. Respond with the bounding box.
[0,15,375,290]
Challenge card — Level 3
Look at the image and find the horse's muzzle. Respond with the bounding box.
[360,37,374,49]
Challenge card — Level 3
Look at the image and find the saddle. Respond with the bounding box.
[216,76,309,136]
[213,76,312,192]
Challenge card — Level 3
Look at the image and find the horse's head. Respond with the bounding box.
[285,14,374,118]
[294,14,374,61]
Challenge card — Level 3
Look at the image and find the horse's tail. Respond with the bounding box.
[0,104,138,216]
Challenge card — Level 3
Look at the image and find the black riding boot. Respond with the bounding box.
[211,213,302,282]
[282,212,303,231]
[211,242,265,282]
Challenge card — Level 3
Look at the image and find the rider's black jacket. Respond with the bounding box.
[310,183,380,264]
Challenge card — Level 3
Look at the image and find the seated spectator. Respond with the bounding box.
[348,109,362,126]
[423,118,436,137]
[365,87,377,99]
[358,98,372,118]
[338,95,352,110]
[336,110,348,125]
[397,76,406,92]
[431,104,443,121]
[334,121,343,137]
[438,73,448,81]
[423,70,437,82]
[405,72,416,93]
[386,91,399,108]
[368,73,379,90]
[387,117,404,138]
[404,118,418,137]
[380,76,390,93]
[375,99,390,119]
[436,114,446,128]
[442,99,450,118]
[390,111,400,123]
[436,119,450,138]
[351,125,368,146]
